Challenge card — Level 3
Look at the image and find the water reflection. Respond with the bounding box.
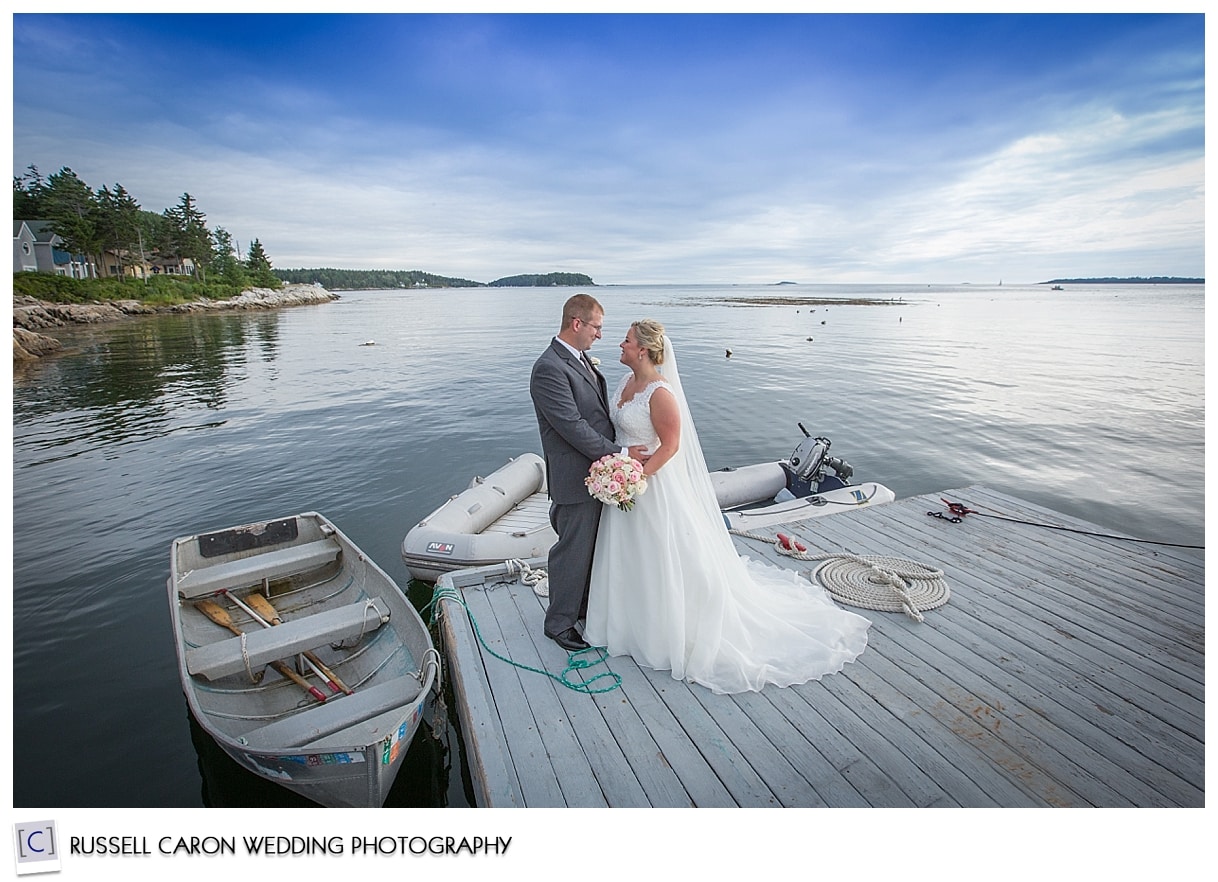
[12,312,287,466]
[14,311,280,416]
[11,284,1204,809]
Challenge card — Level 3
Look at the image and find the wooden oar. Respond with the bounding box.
[245,593,354,695]
[194,599,328,703]
[221,590,344,695]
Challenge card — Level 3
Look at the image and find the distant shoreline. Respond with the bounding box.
[1040,277,1202,284]
[13,283,338,362]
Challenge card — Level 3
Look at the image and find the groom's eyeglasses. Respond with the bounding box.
[577,319,603,331]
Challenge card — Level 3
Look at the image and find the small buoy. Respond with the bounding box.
[821,320,826,325]
[725,348,733,358]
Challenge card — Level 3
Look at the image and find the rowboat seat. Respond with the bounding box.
[186,597,390,680]
[175,538,341,599]
[238,678,424,750]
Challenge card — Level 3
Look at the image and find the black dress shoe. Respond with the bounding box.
[548,627,590,652]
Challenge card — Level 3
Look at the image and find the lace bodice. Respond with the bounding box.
[611,376,672,449]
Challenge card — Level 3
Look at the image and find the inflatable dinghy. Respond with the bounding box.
[401,428,894,582]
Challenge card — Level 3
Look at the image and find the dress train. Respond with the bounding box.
[585,361,870,695]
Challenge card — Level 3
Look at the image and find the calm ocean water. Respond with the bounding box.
[10,282,1204,808]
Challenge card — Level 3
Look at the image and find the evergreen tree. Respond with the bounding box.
[489,272,594,287]
[272,267,485,288]
[210,227,248,286]
[16,159,296,293]
[141,209,174,258]
[43,167,104,268]
[163,192,211,282]
[94,184,143,280]
[131,211,163,281]
[13,165,46,218]
[245,238,280,288]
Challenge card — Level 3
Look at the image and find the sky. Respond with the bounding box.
[9,11,1207,285]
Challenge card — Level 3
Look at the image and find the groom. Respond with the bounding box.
[530,293,648,652]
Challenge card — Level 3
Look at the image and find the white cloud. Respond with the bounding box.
[13,13,1204,284]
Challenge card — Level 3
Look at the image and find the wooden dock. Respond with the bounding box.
[431,485,1204,808]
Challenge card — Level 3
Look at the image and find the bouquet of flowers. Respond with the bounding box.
[586,453,648,511]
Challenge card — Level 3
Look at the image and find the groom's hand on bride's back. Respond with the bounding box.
[628,445,652,463]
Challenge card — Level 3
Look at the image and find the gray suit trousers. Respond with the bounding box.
[544,499,603,637]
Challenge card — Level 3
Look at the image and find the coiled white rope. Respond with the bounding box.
[730,529,950,623]
[506,558,550,597]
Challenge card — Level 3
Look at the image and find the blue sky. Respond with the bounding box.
[10,12,1206,284]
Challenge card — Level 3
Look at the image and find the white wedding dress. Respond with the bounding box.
[585,336,870,695]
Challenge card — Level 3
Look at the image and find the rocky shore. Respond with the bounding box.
[13,283,338,361]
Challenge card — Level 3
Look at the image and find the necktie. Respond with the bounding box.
[581,353,595,374]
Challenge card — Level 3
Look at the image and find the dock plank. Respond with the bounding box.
[684,682,832,807]
[433,486,1204,807]
[630,665,783,806]
[828,659,1030,807]
[912,510,1205,667]
[799,497,1205,724]
[807,496,1204,798]
[433,580,522,807]
[458,582,580,805]
[744,683,929,807]
[460,579,609,804]
[588,660,708,807]
[494,585,654,807]
[866,508,1206,731]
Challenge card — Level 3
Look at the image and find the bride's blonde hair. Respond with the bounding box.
[632,319,666,365]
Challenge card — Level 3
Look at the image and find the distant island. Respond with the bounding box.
[489,272,593,287]
[273,268,593,289]
[1040,276,1203,285]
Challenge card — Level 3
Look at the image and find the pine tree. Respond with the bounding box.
[210,227,248,286]
[95,184,143,280]
[43,167,103,269]
[13,165,46,218]
[163,192,212,282]
[245,238,280,288]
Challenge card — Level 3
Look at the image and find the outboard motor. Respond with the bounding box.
[779,424,854,499]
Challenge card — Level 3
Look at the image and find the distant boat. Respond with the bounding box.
[1051,285,1064,291]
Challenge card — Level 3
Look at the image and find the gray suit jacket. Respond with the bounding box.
[530,339,619,504]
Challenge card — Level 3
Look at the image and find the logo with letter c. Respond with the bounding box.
[13,821,60,875]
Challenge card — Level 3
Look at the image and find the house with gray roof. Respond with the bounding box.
[14,221,38,273]
[13,220,96,278]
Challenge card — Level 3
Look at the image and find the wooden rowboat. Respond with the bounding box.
[168,511,439,807]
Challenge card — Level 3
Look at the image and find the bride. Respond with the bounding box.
[584,319,871,695]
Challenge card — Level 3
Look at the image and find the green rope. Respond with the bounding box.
[425,582,622,694]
